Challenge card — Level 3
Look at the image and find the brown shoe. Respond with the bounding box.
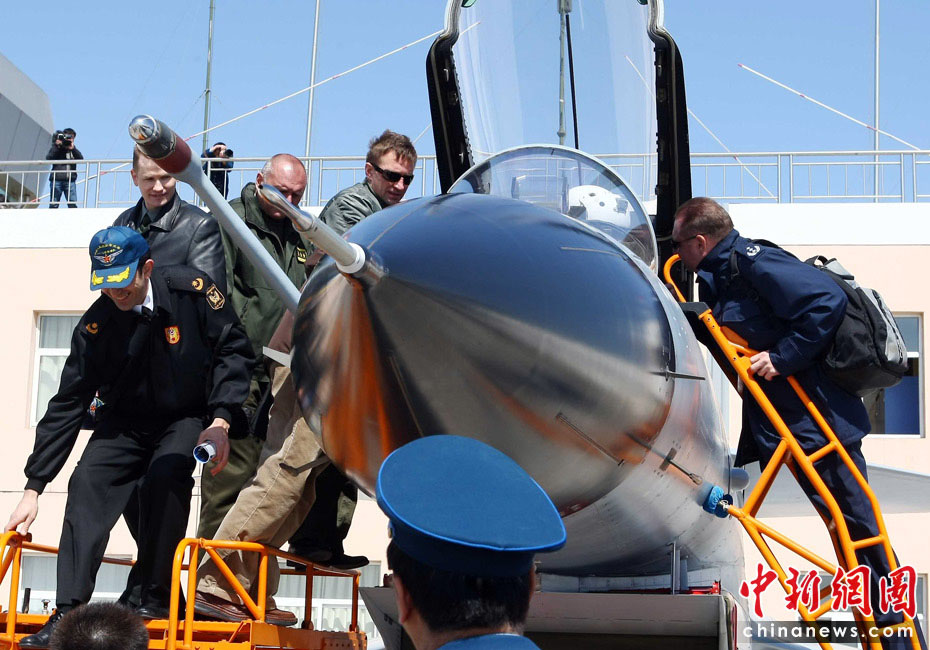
[194,591,250,622]
[195,591,296,627]
[263,607,297,627]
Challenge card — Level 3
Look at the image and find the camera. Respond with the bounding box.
[54,130,74,148]
[224,149,234,158]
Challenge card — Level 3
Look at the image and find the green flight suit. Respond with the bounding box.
[198,182,308,539]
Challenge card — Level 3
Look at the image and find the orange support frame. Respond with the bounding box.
[165,538,363,650]
[0,532,365,650]
[663,255,921,650]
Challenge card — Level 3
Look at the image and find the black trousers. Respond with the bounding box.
[288,464,357,555]
[791,442,926,650]
[56,415,201,610]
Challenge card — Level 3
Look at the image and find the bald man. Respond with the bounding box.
[197,154,310,540]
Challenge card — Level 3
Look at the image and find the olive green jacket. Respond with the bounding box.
[221,182,308,413]
[319,181,385,235]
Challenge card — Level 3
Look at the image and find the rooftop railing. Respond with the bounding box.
[1,150,928,209]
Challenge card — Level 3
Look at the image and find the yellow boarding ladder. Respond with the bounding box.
[664,254,921,650]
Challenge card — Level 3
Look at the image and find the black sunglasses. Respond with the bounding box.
[672,234,699,251]
[371,162,414,186]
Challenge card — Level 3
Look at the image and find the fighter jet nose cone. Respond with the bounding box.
[128,115,157,143]
[292,193,676,513]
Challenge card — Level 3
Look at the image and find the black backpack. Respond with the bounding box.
[729,242,908,397]
[805,256,908,396]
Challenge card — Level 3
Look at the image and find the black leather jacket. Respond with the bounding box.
[45,144,84,182]
[112,193,227,291]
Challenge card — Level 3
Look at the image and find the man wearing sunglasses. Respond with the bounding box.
[279,129,417,570]
[320,129,417,234]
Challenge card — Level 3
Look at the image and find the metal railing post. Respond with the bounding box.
[94,162,101,207]
[900,153,905,202]
[912,154,918,202]
[776,154,783,202]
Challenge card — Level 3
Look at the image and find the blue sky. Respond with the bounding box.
[3,1,927,163]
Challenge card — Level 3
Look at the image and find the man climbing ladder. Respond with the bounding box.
[669,197,924,650]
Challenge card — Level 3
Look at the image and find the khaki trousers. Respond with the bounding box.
[196,364,330,605]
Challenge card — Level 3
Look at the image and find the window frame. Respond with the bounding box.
[30,312,82,427]
[874,313,923,438]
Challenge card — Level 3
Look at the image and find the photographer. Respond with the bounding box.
[45,128,83,208]
[202,142,234,198]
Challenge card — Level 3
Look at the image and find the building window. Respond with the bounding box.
[31,314,82,425]
[866,315,922,436]
[19,554,132,613]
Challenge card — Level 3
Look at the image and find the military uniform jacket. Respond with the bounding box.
[696,230,871,466]
[439,634,540,649]
[223,183,308,411]
[113,193,227,292]
[24,265,254,494]
[319,181,385,235]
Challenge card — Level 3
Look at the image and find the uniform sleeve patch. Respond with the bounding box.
[205,284,226,310]
[746,244,761,256]
[296,247,307,264]
[86,322,99,334]
[191,277,204,290]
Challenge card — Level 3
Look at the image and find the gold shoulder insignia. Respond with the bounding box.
[205,284,226,310]
[191,277,204,291]
[86,322,99,334]
[296,247,307,264]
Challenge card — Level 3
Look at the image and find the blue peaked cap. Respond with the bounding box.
[88,226,149,290]
[376,435,566,577]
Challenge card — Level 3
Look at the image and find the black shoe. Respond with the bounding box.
[136,604,170,620]
[286,546,332,570]
[327,553,369,570]
[19,610,66,649]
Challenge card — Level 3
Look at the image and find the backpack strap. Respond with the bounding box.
[728,238,782,285]
[805,255,832,267]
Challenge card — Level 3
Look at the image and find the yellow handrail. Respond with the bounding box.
[0,531,134,645]
[165,537,362,650]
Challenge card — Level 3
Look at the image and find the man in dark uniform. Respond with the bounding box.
[113,147,228,609]
[5,227,252,648]
[377,436,565,649]
[672,197,923,650]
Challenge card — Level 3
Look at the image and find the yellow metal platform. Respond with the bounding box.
[0,532,367,650]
